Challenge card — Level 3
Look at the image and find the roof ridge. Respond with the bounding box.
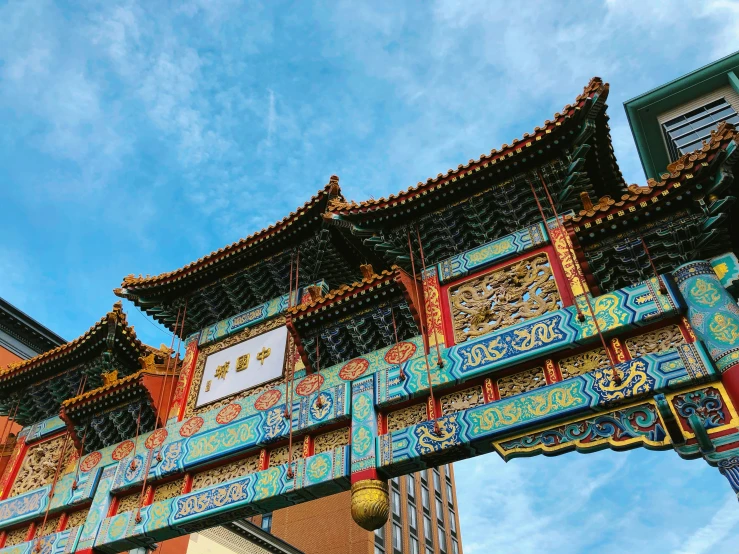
[117,179,341,290]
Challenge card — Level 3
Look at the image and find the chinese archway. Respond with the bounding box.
[1,77,738,554]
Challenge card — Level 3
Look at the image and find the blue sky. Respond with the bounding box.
[1,1,739,551]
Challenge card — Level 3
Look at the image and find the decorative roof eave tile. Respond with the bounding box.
[287,266,410,320]
[61,367,178,415]
[116,179,343,294]
[567,123,737,232]
[325,77,607,219]
[287,265,425,374]
[0,302,147,386]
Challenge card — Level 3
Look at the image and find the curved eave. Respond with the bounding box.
[116,183,341,300]
[0,305,148,391]
[568,127,737,238]
[327,78,608,225]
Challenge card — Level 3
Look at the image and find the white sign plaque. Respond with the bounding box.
[195,325,288,408]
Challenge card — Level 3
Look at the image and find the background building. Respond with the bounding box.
[253,465,463,554]
[0,297,64,367]
[624,50,739,180]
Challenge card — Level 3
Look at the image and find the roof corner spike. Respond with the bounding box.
[579,191,594,212]
[360,263,375,280]
[328,174,340,196]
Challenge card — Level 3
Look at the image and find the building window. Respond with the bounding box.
[436,498,444,522]
[424,515,433,544]
[407,474,416,499]
[410,536,420,554]
[452,539,460,554]
[426,548,434,554]
[392,477,400,489]
[662,98,739,161]
[260,513,272,533]
[433,468,442,492]
[375,525,386,554]
[447,483,454,506]
[408,501,417,531]
[392,523,402,553]
[450,509,457,534]
[392,490,402,519]
[421,470,428,485]
[438,526,448,553]
[444,464,451,479]
[421,485,430,512]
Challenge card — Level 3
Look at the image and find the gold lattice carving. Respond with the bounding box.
[625,325,686,359]
[65,508,89,529]
[35,514,61,537]
[153,478,185,502]
[9,435,74,498]
[116,491,142,514]
[558,348,609,380]
[191,455,261,491]
[314,428,350,455]
[269,445,303,467]
[386,403,427,433]
[440,386,485,415]
[449,254,561,343]
[185,318,292,418]
[497,367,546,398]
[4,525,29,546]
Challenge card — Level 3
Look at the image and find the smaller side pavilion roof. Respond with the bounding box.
[324,77,621,224]
[0,302,149,391]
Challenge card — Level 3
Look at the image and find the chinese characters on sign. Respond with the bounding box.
[196,326,288,408]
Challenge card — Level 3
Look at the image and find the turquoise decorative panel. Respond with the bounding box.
[351,376,378,475]
[0,528,80,554]
[0,486,50,528]
[378,343,716,472]
[437,223,548,284]
[18,416,66,443]
[376,276,682,407]
[76,465,117,551]
[198,281,328,346]
[674,260,739,372]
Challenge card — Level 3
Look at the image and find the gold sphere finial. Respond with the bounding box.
[351,479,389,531]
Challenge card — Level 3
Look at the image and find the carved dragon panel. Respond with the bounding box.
[386,403,427,433]
[9,435,74,498]
[191,455,261,491]
[269,445,302,468]
[440,386,486,415]
[153,478,186,503]
[625,325,685,359]
[449,254,561,343]
[497,367,546,398]
[314,427,350,455]
[559,347,609,380]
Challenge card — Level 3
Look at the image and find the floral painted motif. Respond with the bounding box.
[384,342,418,365]
[145,428,168,450]
[80,451,102,473]
[179,416,204,437]
[339,358,370,381]
[216,403,242,424]
[295,374,324,396]
[254,389,282,411]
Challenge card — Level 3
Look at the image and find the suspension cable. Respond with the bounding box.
[640,236,667,294]
[153,306,182,432]
[286,248,300,479]
[415,225,444,368]
[390,305,405,381]
[130,403,143,471]
[526,176,584,321]
[71,426,88,490]
[537,171,620,384]
[162,298,188,429]
[407,229,441,436]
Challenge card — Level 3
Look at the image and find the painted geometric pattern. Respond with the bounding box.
[198,281,328,346]
[378,344,716,471]
[437,223,548,284]
[711,252,739,290]
[493,400,670,460]
[17,416,66,443]
[0,272,714,552]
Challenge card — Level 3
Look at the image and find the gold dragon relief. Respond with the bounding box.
[591,359,651,403]
[468,380,584,436]
[414,416,460,454]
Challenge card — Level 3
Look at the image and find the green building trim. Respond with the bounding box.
[624,50,739,179]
